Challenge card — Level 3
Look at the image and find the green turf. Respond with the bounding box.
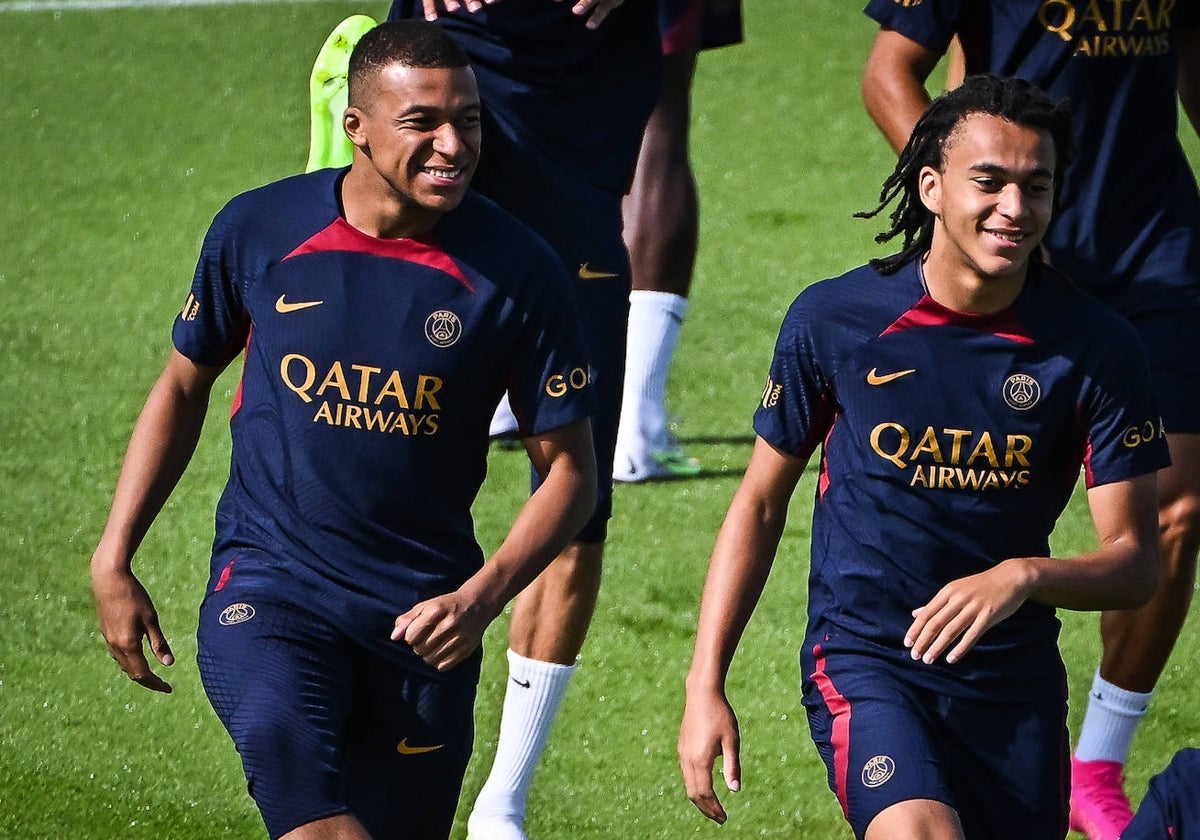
[2,0,1198,836]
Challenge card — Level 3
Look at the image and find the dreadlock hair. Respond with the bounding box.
[856,74,1074,275]
[348,20,471,108]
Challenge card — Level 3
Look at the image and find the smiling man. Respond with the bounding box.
[680,75,1169,840]
[90,21,596,840]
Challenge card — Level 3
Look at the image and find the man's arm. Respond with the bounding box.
[905,473,1161,665]
[679,437,807,825]
[862,28,946,154]
[1177,27,1200,138]
[391,417,597,671]
[91,349,225,693]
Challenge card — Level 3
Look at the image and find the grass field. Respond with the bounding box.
[2,0,1199,836]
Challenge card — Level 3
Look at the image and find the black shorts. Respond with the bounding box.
[196,561,476,839]
[801,643,1069,840]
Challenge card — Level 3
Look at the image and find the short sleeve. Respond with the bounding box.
[1079,319,1171,488]
[863,0,961,54]
[753,291,836,462]
[504,255,596,436]
[172,206,252,368]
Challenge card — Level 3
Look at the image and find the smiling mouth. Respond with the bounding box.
[422,166,463,180]
[986,229,1028,244]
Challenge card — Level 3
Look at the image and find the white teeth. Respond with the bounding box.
[424,167,461,179]
[990,230,1025,243]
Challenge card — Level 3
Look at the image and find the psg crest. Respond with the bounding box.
[425,310,463,348]
[1002,373,1041,411]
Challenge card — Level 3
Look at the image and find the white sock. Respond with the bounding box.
[617,291,688,453]
[489,393,520,438]
[470,650,577,827]
[1074,670,1153,764]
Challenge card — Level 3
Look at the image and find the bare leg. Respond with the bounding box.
[281,814,372,840]
[864,799,966,840]
[509,541,604,663]
[623,50,699,300]
[1098,433,1200,691]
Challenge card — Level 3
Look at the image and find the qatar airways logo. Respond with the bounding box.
[870,424,1034,490]
[280,354,442,436]
[1039,0,1174,58]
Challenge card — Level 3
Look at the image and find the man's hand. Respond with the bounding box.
[391,591,490,671]
[904,560,1033,665]
[561,0,625,29]
[92,564,174,693]
[679,687,741,824]
[418,0,494,19]
[418,0,625,29]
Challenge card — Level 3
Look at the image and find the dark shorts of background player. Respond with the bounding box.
[1125,306,1200,434]
[196,561,476,840]
[800,644,1069,840]
[659,0,743,54]
[471,127,630,544]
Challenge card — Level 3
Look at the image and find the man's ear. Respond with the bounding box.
[918,164,941,216]
[344,107,367,152]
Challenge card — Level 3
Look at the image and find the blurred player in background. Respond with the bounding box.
[385,2,661,837]
[680,75,1168,840]
[1122,748,1200,840]
[613,0,742,483]
[91,21,597,839]
[860,7,1200,835]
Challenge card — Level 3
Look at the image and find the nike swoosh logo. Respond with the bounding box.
[511,677,531,689]
[275,295,324,313]
[577,263,619,280]
[396,738,445,756]
[866,368,916,385]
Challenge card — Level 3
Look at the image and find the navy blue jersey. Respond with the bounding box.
[864,0,1200,314]
[756,258,1169,698]
[174,168,594,619]
[388,0,660,195]
[1123,747,1200,840]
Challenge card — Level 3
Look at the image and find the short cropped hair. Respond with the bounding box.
[348,20,471,106]
[858,74,1075,274]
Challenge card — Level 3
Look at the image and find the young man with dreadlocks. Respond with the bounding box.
[679,74,1168,840]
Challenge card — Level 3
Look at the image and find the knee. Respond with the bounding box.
[1158,491,1200,579]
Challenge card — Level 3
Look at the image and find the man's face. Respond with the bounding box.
[919,113,1056,282]
[347,63,481,218]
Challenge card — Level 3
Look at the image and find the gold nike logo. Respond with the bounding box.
[275,295,324,313]
[396,738,445,756]
[577,263,619,280]
[866,367,916,385]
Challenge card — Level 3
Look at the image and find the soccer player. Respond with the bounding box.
[613,0,742,483]
[90,21,598,840]
[1122,748,1200,840]
[860,8,1200,835]
[679,75,1169,840]
[385,2,661,837]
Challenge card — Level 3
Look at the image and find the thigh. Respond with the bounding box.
[802,649,955,840]
[197,576,356,839]
[938,693,1069,840]
[343,665,477,840]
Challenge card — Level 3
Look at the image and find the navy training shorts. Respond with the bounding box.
[196,561,476,839]
[801,642,1069,840]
